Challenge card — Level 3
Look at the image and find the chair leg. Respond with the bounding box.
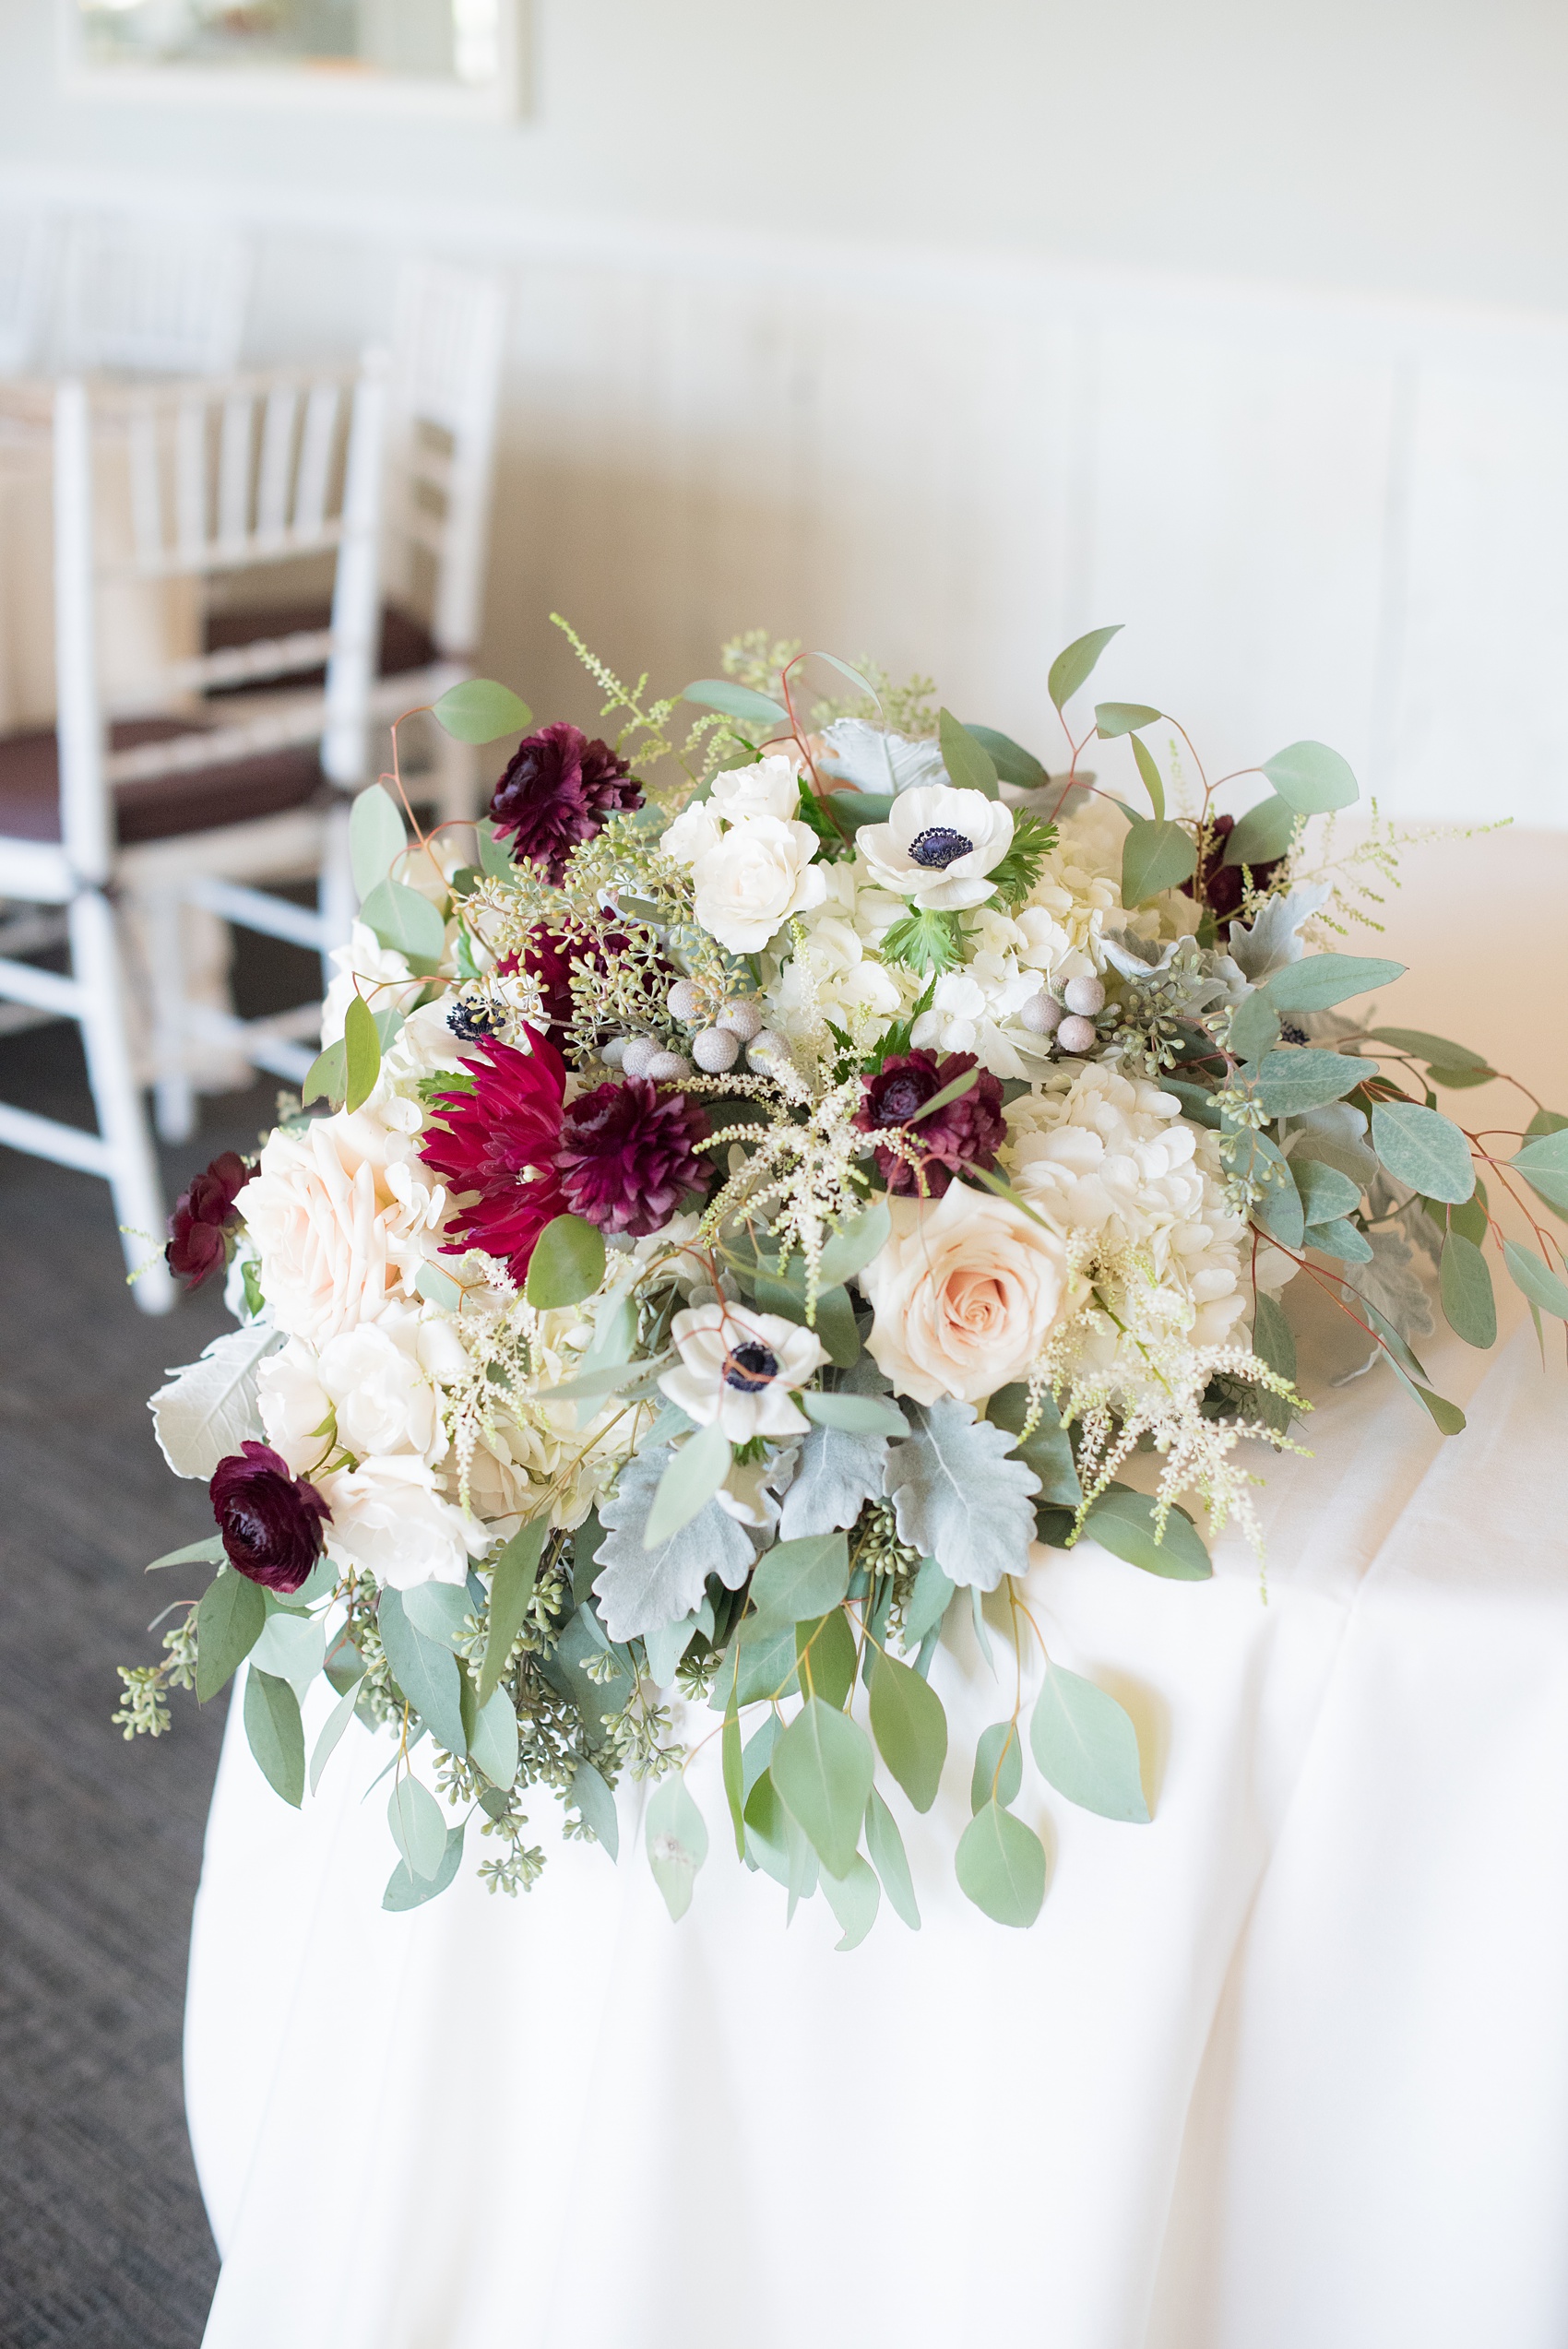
[143,885,197,1145]
[69,889,176,1315]
[318,795,356,996]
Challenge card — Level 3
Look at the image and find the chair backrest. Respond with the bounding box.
[382,259,506,657]
[0,213,52,377]
[51,354,387,882]
[57,217,251,377]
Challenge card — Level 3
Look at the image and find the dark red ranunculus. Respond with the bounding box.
[553,1078,713,1238]
[209,1441,330,1593]
[854,1049,1006,1197]
[419,1034,569,1282]
[489,722,643,885]
[165,1150,248,1288]
[1182,813,1286,924]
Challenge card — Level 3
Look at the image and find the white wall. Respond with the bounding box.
[4,0,1568,822]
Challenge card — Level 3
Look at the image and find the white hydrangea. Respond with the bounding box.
[762,858,918,1051]
[1005,1062,1294,1393]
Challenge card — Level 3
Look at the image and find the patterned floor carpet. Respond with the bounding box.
[0,934,310,2346]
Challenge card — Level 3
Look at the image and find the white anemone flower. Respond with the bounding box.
[659,1302,827,1442]
[858,785,1016,912]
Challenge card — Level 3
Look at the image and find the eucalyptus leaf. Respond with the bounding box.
[1260,740,1359,813]
[726,1614,800,1705]
[1229,991,1281,1066]
[868,1651,947,1813]
[1511,1127,1568,1217]
[195,1568,266,1702]
[415,1262,464,1311]
[1095,701,1162,739]
[770,1698,873,1878]
[1250,1290,1298,1434]
[644,1421,733,1547]
[1264,953,1406,1013]
[341,993,381,1114]
[1248,1136,1304,1250]
[820,1852,881,1951]
[309,1672,364,1796]
[525,1213,607,1310]
[383,1823,465,1910]
[144,1535,225,1574]
[1307,1216,1373,1263]
[378,1588,467,1754]
[243,1667,305,1808]
[816,1200,892,1288]
[1129,735,1166,822]
[1121,816,1196,906]
[970,1719,1024,1814]
[960,725,1046,791]
[748,1530,852,1623]
[1371,1102,1476,1205]
[1222,793,1297,868]
[388,1774,448,1881]
[884,1400,1039,1590]
[349,782,406,901]
[358,877,445,964]
[645,1774,708,1921]
[469,1686,519,1790]
[899,1555,956,1649]
[433,678,532,743]
[721,1694,744,1858]
[796,1609,857,1710]
[681,678,791,730]
[955,1801,1046,1928]
[742,1766,790,1886]
[569,1759,619,1860]
[1083,1486,1212,1580]
[1029,1663,1148,1822]
[1292,1157,1362,1225]
[1049,623,1123,713]
[478,1516,547,1705]
[401,1583,475,1650]
[594,1444,754,1643]
[1256,1049,1371,1116]
[800,1390,907,1437]
[864,1788,921,1930]
[302,1038,345,1109]
[938,708,999,799]
[1440,1230,1496,1348]
[1370,1026,1491,1075]
[248,1608,326,1706]
[1503,1240,1568,1323]
[475,818,514,879]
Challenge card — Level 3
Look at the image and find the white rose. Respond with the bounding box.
[319,921,423,1049]
[689,814,828,955]
[709,753,802,825]
[860,1185,1076,1406]
[662,800,723,866]
[857,784,1016,913]
[256,1338,331,1475]
[234,1108,446,1349]
[319,1454,488,1589]
[316,1307,440,1462]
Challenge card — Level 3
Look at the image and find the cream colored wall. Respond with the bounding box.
[3,0,1568,822]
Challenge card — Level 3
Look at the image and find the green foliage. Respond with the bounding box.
[195,1569,266,1703]
[881,908,964,976]
[868,1651,948,1812]
[349,782,407,900]
[801,1390,907,1437]
[770,1698,873,1878]
[1260,739,1359,813]
[244,1667,305,1808]
[434,678,532,743]
[960,725,1046,790]
[955,1800,1046,1928]
[1222,793,1298,867]
[388,1774,449,1880]
[384,1825,465,1910]
[359,877,445,965]
[681,678,790,729]
[309,1673,363,1796]
[1083,1486,1212,1579]
[1029,1664,1149,1823]
[795,1609,857,1709]
[1512,1124,1568,1217]
[816,1200,893,1288]
[1263,953,1406,1012]
[899,1555,956,1648]
[301,1036,346,1110]
[1095,701,1162,739]
[1122,815,1196,905]
[749,1531,852,1622]
[1229,991,1281,1064]
[645,1775,708,1921]
[820,1852,881,1951]
[524,1213,607,1310]
[1049,623,1123,713]
[1440,1231,1496,1348]
[569,1760,620,1860]
[937,708,1000,798]
[643,1421,733,1546]
[378,1588,468,1754]
[1503,1240,1568,1323]
[970,1719,1023,1813]
[1129,734,1166,821]
[985,1383,1082,1507]
[989,813,1058,910]
[469,1687,520,1791]
[144,1536,224,1574]
[479,1517,548,1705]
[1249,1291,1298,1434]
[1371,1102,1476,1204]
[1255,1048,1370,1116]
[342,993,381,1114]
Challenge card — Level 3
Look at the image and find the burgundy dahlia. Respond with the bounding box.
[554,1078,713,1238]
[489,721,643,885]
[419,1036,569,1282]
[854,1049,1005,1197]
[165,1150,248,1289]
[210,1441,329,1594]
[1182,813,1286,924]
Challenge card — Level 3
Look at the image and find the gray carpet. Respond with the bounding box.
[0,928,316,2346]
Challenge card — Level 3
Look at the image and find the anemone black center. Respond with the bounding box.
[447,998,503,1042]
[723,1341,779,1392]
[874,1073,932,1125]
[908,825,974,869]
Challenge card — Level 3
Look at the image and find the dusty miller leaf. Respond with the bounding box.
[593,1444,755,1643]
[149,1323,282,1480]
[883,1401,1039,1591]
[779,1354,897,1540]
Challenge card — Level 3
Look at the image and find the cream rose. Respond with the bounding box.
[688,814,828,955]
[708,753,801,825]
[318,1454,488,1589]
[860,1185,1075,1406]
[234,1108,445,1349]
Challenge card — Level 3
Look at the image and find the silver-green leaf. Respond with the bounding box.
[1371,1102,1476,1204]
[1260,740,1359,813]
[645,1774,708,1920]
[955,1800,1046,1928]
[243,1667,305,1808]
[1029,1662,1149,1822]
[524,1213,607,1310]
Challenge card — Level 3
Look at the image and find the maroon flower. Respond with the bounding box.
[489,722,643,885]
[210,1441,329,1594]
[854,1049,1005,1197]
[419,1035,569,1282]
[165,1150,248,1289]
[554,1078,713,1238]
[1182,813,1286,924]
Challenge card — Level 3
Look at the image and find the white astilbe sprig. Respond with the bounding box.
[688,1064,871,1318]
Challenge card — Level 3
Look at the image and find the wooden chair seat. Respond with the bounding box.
[0,719,327,850]
[204,599,437,696]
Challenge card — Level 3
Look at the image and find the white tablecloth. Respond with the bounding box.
[184,836,1568,2349]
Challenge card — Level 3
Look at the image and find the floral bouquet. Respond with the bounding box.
[120,621,1568,1938]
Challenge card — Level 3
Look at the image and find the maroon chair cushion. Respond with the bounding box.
[0,718,327,849]
[203,600,438,695]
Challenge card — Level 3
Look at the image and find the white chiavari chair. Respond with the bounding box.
[54,216,251,377]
